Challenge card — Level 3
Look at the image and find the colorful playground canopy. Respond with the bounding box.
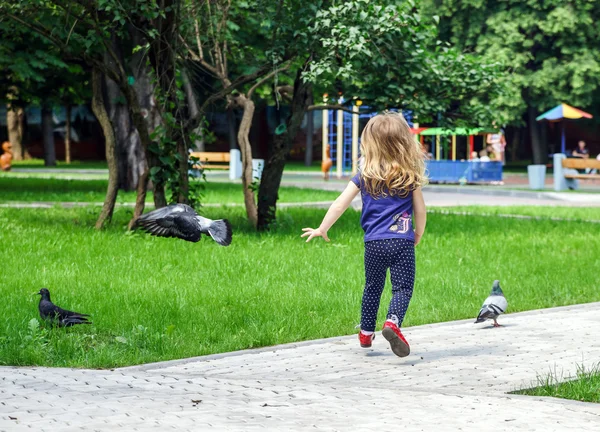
[418,127,496,136]
[536,103,593,154]
[536,103,593,122]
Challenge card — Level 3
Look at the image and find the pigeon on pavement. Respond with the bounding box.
[37,288,91,327]
[475,280,508,327]
[135,204,232,246]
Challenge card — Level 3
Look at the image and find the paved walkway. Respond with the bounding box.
[2,303,600,431]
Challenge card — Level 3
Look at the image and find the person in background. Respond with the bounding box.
[423,143,433,160]
[572,140,590,159]
[479,150,491,162]
[470,151,479,161]
[487,125,507,165]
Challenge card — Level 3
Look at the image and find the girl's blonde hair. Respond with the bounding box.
[359,111,427,198]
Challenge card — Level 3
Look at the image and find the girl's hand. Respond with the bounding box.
[414,232,423,246]
[301,227,330,243]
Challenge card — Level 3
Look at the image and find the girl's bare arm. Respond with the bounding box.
[301,182,360,242]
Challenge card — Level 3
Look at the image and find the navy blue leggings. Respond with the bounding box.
[361,238,415,332]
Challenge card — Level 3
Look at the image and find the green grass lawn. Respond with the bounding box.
[0,176,339,204]
[515,366,600,403]
[13,158,321,172]
[12,159,108,170]
[1,205,599,368]
[432,206,600,221]
[283,161,322,172]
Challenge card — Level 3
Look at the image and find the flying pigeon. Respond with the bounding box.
[475,280,508,327]
[135,204,232,246]
[37,288,91,327]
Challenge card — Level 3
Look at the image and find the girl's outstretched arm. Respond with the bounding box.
[301,181,360,242]
[413,187,426,246]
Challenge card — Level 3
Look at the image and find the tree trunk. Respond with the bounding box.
[7,104,24,161]
[91,68,119,229]
[181,68,204,151]
[234,95,258,226]
[65,104,72,163]
[227,107,238,150]
[105,76,144,191]
[104,31,153,194]
[41,104,56,166]
[257,73,312,230]
[120,77,167,210]
[128,168,149,230]
[176,136,189,204]
[144,0,190,205]
[304,95,314,167]
[101,28,165,225]
[528,105,546,165]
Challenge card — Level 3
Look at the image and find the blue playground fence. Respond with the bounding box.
[426,161,503,183]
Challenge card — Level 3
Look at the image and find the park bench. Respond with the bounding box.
[188,149,264,181]
[553,153,600,191]
[189,151,231,170]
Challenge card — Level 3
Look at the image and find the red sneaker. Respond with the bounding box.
[382,320,410,357]
[358,331,375,348]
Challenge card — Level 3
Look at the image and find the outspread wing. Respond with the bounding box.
[136,204,202,242]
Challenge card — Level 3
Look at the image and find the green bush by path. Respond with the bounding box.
[0,206,599,368]
[0,177,339,204]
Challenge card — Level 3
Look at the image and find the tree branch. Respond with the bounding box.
[179,35,221,77]
[195,61,287,117]
[248,62,291,99]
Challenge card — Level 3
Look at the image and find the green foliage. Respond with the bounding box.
[295,0,503,126]
[0,19,88,107]
[424,0,600,124]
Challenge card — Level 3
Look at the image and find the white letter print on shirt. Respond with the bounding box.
[389,212,410,234]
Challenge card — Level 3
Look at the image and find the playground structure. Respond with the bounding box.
[418,127,503,183]
[321,102,503,184]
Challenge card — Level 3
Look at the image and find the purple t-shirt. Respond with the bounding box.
[351,173,415,243]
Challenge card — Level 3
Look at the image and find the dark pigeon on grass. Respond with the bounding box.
[475,280,508,327]
[37,288,91,327]
[135,204,232,246]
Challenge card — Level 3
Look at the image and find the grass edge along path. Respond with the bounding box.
[513,364,600,403]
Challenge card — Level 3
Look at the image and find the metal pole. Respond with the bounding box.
[452,135,457,161]
[561,121,566,154]
[336,99,343,178]
[469,135,474,159]
[322,96,328,165]
[351,102,360,174]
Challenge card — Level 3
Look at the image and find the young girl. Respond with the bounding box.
[301,112,427,357]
